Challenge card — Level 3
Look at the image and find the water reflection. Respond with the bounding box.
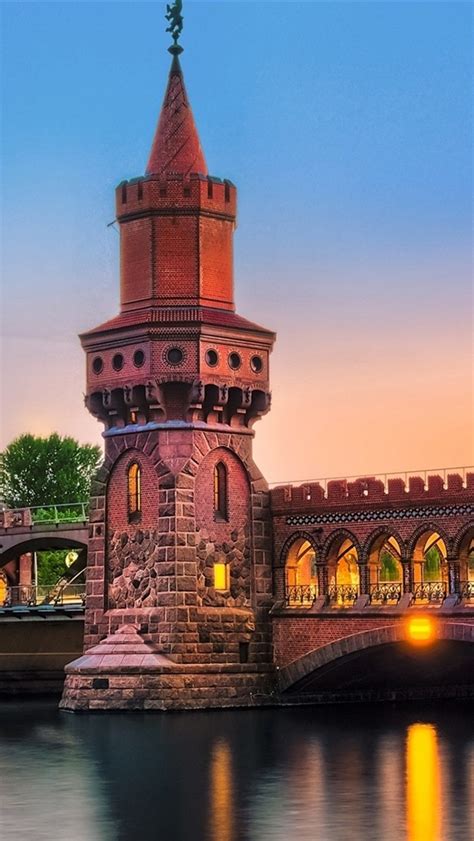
[406,724,441,841]
[209,739,234,841]
[0,701,472,841]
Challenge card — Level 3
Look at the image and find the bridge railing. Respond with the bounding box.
[284,580,474,608]
[0,503,88,528]
[285,584,318,607]
[2,584,86,608]
[369,583,403,604]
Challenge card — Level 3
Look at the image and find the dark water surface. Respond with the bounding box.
[0,700,473,841]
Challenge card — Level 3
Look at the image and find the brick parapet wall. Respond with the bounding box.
[271,472,474,511]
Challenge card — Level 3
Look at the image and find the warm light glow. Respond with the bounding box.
[209,740,234,841]
[214,562,229,591]
[406,723,441,841]
[127,462,141,516]
[406,616,435,644]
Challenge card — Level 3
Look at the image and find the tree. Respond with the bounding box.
[1,433,102,508]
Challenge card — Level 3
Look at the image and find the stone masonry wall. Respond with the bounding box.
[82,427,273,672]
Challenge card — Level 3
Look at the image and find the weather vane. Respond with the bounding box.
[165,0,184,54]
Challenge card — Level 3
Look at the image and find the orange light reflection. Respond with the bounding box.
[406,723,441,841]
[209,739,234,841]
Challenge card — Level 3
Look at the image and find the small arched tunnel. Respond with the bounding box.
[0,536,88,568]
[280,624,474,695]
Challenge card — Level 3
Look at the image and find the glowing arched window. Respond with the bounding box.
[128,462,141,520]
[213,462,228,521]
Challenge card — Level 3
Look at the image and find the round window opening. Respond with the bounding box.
[92,356,103,375]
[112,353,124,371]
[205,349,219,367]
[133,349,145,368]
[166,347,184,366]
[228,352,241,370]
[250,355,263,373]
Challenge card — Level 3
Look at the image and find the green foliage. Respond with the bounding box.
[424,545,442,581]
[36,551,69,585]
[31,506,87,524]
[1,433,102,508]
[380,550,401,582]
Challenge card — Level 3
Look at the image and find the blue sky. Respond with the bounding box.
[1,1,472,481]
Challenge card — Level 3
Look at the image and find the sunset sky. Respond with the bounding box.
[1,1,472,484]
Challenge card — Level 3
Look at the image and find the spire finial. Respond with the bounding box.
[165,0,184,56]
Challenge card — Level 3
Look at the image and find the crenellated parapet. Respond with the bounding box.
[116,173,237,223]
[271,471,474,512]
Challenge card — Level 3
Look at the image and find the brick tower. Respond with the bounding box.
[61,34,276,710]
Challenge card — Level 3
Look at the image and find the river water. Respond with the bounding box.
[0,700,473,841]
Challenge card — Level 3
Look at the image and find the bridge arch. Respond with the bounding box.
[279,621,474,692]
[406,522,453,559]
[323,529,361,598]
[0,534,88,567]
[363,527,405,592]
[453,522,474,585]
[453,521,474,556]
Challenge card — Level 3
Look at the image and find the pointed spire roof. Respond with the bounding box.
[146,51,207,177]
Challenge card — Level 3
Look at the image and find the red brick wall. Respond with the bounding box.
[120,218,153,306]
[195,447,251,608]
[195,447,250,535]
[273,616,398,668]
[199,216,233,307]
[117,174,236,312]
[106,448,158,531]
[156,216,199,300]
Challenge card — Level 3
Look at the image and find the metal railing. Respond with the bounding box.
[268,464,474,493]
[0,503,88,528]
[460,581,474,601]
[328,585,359,606]
[2,584,86,608]
[369,582,403,604]
[285,584,317,607]
[283,579,474,608]
[412,581,448,604]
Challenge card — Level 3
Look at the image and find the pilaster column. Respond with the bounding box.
[358,563,369,595]
[447,556,461,595]
[317,564,328,596]
[402,559,413,594]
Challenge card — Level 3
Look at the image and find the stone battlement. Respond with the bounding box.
[271,471,474,511]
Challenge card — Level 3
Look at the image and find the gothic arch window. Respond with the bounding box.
[127,462,141,522]
[213,462,228,521]
[284,537,317,606]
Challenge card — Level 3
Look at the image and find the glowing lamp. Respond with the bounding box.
[406,616,435,644]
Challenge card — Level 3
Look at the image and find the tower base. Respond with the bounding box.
[60,625,276,711]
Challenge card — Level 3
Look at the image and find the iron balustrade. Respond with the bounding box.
[2,584,86,608]
[412,581,447,603]
[460,581,474,601]
[285,584,317,606]
[328,585,359,605]
[0,503,88,529]
[369,582,403,604]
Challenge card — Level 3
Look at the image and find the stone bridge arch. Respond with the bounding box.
[0,532,88,567]
[279,621,474,692]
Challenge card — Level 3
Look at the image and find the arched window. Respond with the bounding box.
[284,537,317,606]
[127,462,141,521]
[213,462,227,521]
